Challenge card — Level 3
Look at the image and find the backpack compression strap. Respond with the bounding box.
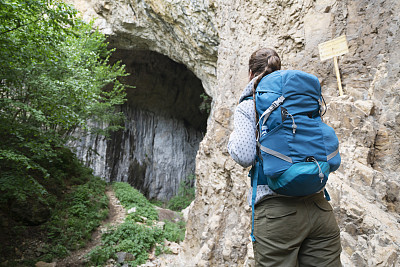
[259,96,286,125]
[257,142,293,163]
[327,147,339,161]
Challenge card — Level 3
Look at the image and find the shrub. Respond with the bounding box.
[39,175,108,261]
[0,146,109,265]
[88,220,164,266]
[163,220,186,243]
[112,182,158,221]
[167,174,195,211]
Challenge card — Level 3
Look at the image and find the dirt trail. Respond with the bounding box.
[55,187,126,267]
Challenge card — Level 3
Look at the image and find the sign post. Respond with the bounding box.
[333,56,343,96]
[318,35,349,96]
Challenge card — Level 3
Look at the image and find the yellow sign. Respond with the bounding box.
[318,35,349,61]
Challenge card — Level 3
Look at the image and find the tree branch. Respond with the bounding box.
[1,18,41,35]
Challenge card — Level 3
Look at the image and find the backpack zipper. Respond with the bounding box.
[282,109,297,134]
[306,156,325,183]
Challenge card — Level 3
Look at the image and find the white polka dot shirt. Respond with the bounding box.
[228,79,276,205]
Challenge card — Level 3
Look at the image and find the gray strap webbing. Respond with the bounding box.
[259,96,286,125]
[327,148,339,161]
[258,142,293,163]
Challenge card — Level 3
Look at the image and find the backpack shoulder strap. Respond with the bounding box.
[241,96,253,102]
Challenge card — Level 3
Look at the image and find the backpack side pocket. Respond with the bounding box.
[258,124,293,179]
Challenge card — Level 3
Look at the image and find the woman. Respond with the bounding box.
[227,48,342,267]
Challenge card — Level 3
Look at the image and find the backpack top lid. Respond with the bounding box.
[256,70,321,116]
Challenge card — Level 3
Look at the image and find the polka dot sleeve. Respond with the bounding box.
[227,99,257,167]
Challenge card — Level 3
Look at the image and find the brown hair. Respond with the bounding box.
[249,47,281,93]
[248,48,281,137]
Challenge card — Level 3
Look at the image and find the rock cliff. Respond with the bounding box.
[66,0,400,266]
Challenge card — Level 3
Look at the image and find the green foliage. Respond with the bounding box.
[0,0,127,210]
[0,0,127,133]
[39,175,108,261]
[112,182,158,221]
[150,199,166,208]
[87,182,186,266]
[0,1,127,261]
[87,220,162,266]
[163,220,186,243]
[167,174,196,211]
[0,152,109,265]
[155,243,171,256]
[199,93,212,114]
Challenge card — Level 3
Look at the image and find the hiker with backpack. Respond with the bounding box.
[228,48,342,266]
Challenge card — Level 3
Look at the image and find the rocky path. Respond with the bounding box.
[55,187,126,267]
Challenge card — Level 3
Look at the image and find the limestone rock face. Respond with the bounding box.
[67,0,400,266]
[72,106,203,201]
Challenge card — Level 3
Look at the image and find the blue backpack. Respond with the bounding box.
[247,70,341,241]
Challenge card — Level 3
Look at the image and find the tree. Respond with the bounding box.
[0,0,127,206]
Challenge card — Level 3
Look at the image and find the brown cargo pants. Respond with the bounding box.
[253,191,342,267]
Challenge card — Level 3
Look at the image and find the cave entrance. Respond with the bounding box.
[106,49,210,201]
